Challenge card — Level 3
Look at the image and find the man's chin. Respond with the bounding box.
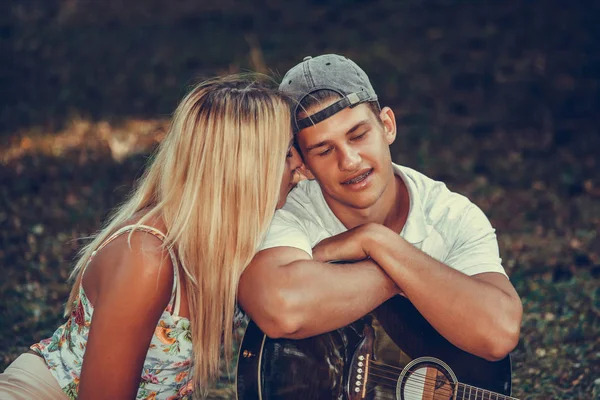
[329,193,381,211]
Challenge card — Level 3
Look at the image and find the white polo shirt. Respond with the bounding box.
[259,163,507,277]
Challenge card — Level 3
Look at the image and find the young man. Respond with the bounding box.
[238,54,522,361]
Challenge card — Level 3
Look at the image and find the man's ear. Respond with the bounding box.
[293,135,315,180]
[298,164,315,180]
[379,106,397,145]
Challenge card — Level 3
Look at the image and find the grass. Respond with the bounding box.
[1,1,599,398]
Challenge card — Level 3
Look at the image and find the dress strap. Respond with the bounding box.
[84,224,182,316]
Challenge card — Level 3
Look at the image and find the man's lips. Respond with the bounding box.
[341,169,373,185]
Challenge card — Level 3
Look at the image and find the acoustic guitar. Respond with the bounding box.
[236,295,518,399]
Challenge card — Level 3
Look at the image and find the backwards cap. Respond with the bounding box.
[279,54,379,133]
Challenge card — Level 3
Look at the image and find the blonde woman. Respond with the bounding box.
[0,76,303,400]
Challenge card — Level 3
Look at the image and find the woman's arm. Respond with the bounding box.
[77,232,174,400]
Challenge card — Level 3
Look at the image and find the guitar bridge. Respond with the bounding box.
[347,325,375,399]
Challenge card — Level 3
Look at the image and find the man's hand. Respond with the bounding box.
[312,223,375,263]
[331,223,523,361]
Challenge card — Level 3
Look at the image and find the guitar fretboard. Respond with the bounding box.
[456,382,519,400]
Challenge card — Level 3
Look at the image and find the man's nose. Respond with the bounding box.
[338,146,361,171]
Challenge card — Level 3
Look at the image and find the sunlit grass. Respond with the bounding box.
[1,117,168,165]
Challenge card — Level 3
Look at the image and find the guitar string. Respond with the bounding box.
[366,383,510,400]
[369,364,453,387]
[369,364,452,386]
[370,359,454,385]
[366,374,514,400]
[455,383,518,400]
[364,381,397,400]
[366,371,454,398]
[368,360,511,399]
[367,379,453,399]
[365,376,454,400]
[368,368,453,392]
[366,375,510,400]
[366,380,453,400]
[368,369,504,400]
[365,384,450,400]
[369,361,444,378]
[367,364,510,399]
[367,367,454,395]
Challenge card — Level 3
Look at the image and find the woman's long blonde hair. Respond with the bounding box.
[64,75,292,392]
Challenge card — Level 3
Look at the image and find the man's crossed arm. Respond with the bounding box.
[238,223,522,361]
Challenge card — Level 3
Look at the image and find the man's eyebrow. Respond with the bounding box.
[346,120,370,135]
[305,120,371,152]
[305,140,328,152]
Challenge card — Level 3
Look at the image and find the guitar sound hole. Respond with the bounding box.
[396,358,456,400]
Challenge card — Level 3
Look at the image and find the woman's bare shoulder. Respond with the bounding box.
[82,213,174,309]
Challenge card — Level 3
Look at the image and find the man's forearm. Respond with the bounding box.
[366,225,522,360]
[239,253,397,339]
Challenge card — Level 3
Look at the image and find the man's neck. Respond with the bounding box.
[384,174,410,234]
[332,174,410,233]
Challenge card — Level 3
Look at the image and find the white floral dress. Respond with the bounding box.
[31,225,194,400]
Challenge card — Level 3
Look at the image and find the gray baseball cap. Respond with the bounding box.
[279,54,379,132]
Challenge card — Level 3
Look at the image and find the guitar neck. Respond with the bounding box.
[456,382,518,400]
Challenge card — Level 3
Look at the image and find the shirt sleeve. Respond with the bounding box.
[443,204,508,278]
[258,209,314,257]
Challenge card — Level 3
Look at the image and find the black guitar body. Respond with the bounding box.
[236,295,513,400]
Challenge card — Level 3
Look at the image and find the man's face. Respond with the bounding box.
[276,145,303,209]
[296,102,397,214]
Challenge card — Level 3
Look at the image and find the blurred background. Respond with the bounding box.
[1,0,599,398]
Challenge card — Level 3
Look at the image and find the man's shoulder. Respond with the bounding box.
[398,165,498,268]
[396,165,464,204]
[280,179,325,216]
[396,164,475,223]
[396,165,440,191]
[262,180,334,255]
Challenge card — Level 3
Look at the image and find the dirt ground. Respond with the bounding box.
[1,1,599,398]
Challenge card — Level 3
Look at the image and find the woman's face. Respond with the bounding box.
[277,146,304,209]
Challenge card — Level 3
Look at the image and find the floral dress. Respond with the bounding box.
[31,225,195,400]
